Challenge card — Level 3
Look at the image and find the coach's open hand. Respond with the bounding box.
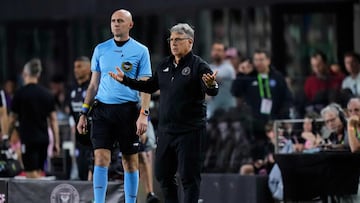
[109,67,125,82]
[202,70,218,88]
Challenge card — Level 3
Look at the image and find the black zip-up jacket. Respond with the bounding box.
[122,51,218,134]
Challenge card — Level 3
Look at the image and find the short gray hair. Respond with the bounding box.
[320,103,341,118]
[170,23,194,39]
[24,58,42,77]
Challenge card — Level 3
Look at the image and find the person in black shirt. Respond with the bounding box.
[68,56,93,180]
[8,58,60,178]
[110,23,218,203]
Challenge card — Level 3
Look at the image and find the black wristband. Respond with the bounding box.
[79,111,87,117]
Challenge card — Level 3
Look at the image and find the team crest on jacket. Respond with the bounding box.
[182,67,191,76]
[121,62,133,72]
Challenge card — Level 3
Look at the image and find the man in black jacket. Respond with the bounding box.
[109,23,218,203]
[231,50,292,140]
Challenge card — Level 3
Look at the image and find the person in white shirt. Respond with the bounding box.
[207,42,236,118]
[341,52,360,96]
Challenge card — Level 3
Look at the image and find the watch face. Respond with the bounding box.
[144,110,150,116]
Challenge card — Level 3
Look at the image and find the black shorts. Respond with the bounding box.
[22,143,48,171]
[91,101,139,155]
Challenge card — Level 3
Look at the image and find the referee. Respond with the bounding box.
[110,23,219,203]
[77,9,152,203]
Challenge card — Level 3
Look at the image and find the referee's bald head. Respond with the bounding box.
[112,9,133,22]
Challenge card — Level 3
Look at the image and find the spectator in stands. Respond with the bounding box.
[320,103,348,147]
[330,63,346,79]
[8,58,60,178]
[203,109,224,172]
[240,121,277,175]
[346,98,360,152]
[304,51,344,113]
[49,74,70,121]
[342,52,360,97]
[2,79,16,112]
[237,58,253,76]
[207,42,236,119]
[345,99,360,202]
[0,89,8,140]
[231,49,292,141]
[225,47,243,74]
[0,79,16,140]
[301,113,323,149]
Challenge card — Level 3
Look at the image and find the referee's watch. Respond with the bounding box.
[79,111,87,118]
[141,108,150,116]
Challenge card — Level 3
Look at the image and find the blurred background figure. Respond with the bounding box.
[8,58,60,179]
[207,42,236,119]
[320,103,348,147]
[138,119,160,203]
[304,51,344,113]
[232,49,293,141]
[346,98,360,153]
[238,58,254,76]
[342,52,360,97]
[225,47,243,74]
[68,56,93,181]
[300,112,323,149]
[0,89,8,140]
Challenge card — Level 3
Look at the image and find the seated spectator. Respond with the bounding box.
[320,103,348,148]
[304,51,344,113]
[342,52,360,97]
[346,97,360,152]
[301,113,323,149]
[240,121,281,175]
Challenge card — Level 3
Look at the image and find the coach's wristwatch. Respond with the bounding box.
[141,108,150,116]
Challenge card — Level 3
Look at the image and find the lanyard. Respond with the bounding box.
[257,74,272,98]
[355,127,360,139]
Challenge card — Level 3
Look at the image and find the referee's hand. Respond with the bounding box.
[109,67,124,82]
[136,114,148,136]
[77,115,88,135]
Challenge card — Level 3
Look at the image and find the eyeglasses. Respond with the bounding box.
[324,117,337,125]
[167,37,190,43]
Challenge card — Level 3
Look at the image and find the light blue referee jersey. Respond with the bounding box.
[91,38,152,104]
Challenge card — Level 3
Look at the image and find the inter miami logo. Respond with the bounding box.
[121,61,133,72]
[50,184,80,203]
[182,67,191,76]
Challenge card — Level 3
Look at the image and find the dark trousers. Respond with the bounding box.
[155,128,205,203]
[76,143,93,181]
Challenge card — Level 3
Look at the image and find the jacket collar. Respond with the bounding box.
[169,51,193,67]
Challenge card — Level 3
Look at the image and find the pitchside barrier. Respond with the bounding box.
[0,174,272,203]
[0,179,123,203]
